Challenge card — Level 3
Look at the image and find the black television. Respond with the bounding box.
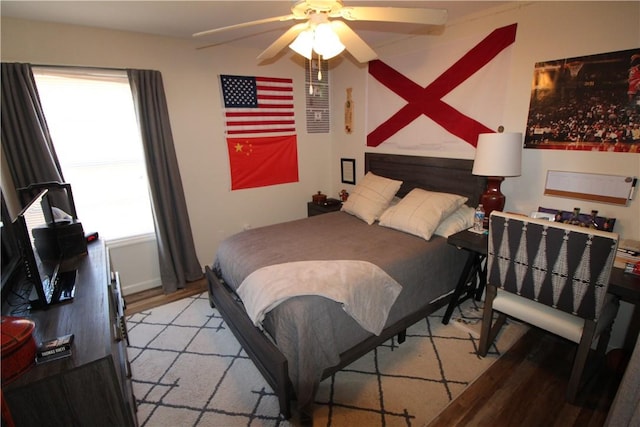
[1,192,21,302]
[12,189,77,310]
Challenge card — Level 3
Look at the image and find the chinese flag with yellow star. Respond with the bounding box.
[220,74,299,190]
[226,135,298,190]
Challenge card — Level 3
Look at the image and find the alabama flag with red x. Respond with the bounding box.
[366,23,517,156]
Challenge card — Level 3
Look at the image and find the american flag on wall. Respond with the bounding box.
[220,75,299,190]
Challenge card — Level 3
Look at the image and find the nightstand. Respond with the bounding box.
[307,201,342,217]
[443,229,488,324]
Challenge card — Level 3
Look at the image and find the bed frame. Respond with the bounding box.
[205,153,486,419]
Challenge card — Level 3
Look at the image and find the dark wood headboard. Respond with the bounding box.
[364,152,486,207]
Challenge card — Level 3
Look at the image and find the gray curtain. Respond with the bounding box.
[127,69,203,292]
[1,62,65,207]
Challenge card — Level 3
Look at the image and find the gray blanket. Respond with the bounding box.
[213,211,466,415]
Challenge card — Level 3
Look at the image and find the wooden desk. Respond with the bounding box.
[443,229,487,324]
[609,267,640,351]
[2,241,137,426]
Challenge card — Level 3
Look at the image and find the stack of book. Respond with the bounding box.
[35,333,74,364]
[615,239,640,276]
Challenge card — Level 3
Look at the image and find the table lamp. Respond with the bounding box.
[472,130,522,226]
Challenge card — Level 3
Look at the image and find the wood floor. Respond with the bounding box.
[429,328,624,426]
[124,283,623,426]
[124,277,208,316]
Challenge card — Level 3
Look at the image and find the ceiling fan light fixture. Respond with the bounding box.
[289,29,314,59]
[289,21,345,60]
[313,22,345,58]
[196,1,449,64]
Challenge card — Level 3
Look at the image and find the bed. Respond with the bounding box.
[205,152,486,420]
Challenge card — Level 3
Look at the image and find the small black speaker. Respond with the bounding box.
[32,221,87,262]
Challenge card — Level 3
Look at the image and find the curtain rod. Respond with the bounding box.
[30,64,138,81]
[31,63,130,73]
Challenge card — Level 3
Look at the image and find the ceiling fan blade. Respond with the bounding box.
[330,21,378,63]
[336,7,448,25]
[193,14,295,38]
[257,22,308,62]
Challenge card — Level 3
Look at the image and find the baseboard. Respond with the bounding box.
[124,278,208,315]
[122,278,162,296]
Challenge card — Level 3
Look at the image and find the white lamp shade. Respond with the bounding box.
[472,132,523,177]
[289,22,345,60]
[313,23,345,59]
[289,30,314,59]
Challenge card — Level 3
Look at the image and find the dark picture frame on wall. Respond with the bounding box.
[341,158,356,184]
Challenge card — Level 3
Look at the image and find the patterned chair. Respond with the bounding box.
[478,211,619,402]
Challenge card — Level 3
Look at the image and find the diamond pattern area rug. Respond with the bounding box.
[126,293,526,426]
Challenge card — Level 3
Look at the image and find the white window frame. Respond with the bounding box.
[32,66,155,241]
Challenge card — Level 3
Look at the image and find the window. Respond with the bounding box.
[32,67,154,241]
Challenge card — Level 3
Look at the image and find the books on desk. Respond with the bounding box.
[624,262,640,276]
[36,334,74,364]
[615,239,640,276]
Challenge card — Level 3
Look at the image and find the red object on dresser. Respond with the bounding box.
[1,316,36,384]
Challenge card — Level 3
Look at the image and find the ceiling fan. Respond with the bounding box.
[193,0,448,63]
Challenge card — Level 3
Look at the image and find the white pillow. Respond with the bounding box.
[378,188,468,240]
[389,196,402,207]
[341,172,402,225]
[434,205,475,238]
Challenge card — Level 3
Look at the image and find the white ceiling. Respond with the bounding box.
[1,1,510,51]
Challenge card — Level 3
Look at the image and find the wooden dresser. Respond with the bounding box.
[2,241,137,426]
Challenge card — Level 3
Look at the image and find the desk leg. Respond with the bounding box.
[474,255,487,301]
[624,301,640,352]
[443,251,477,325]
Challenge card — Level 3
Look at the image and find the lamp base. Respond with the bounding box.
[480,176,506,227]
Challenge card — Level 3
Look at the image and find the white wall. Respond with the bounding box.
[104,235,161,294]
[4,2,638,270]
[329,1,640,239]
[328,1,640,348]
[0,17,333,293]
[1,2,639,342]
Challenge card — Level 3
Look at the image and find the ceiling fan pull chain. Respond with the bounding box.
[308,57,314,95]
[317,55,322,81]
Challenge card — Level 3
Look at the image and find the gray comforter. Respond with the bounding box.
[213,211,466,415]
